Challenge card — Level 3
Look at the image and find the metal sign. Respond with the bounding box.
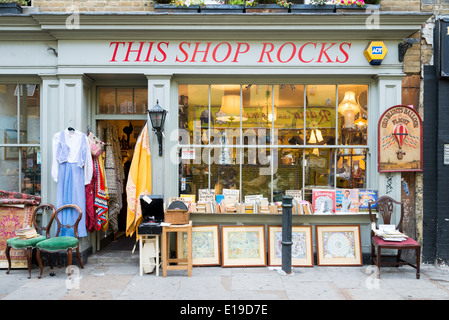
[378,105,423,172]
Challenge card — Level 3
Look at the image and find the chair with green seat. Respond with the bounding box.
[36,204,85,279]
[5,204,56,279]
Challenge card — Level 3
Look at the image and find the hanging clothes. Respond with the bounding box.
[126,122,152,238]
[85,157,97,232]
[85,132,108,232]
[52,129,93,238]
[95,154,109,231]
[104,124,124,233]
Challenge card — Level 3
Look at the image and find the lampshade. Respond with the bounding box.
[217,95,247,122]
[338,91,361,129]
[338,91,361,114]
[308,129,323,144]
[355,116,368,128]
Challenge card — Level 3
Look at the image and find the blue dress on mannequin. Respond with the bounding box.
[52,129,93,238]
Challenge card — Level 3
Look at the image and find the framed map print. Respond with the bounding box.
[221,225,266,267]
[316,225,362,266]
[268,226,313,267]
[177,225,220,266]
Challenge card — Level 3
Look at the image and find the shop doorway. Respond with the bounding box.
[95,119,146,251]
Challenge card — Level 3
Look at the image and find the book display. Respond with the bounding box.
[180,188,376,215]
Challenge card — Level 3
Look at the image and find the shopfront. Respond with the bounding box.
[0,12,428,262]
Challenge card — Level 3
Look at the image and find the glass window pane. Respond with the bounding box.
[336,148,367,189]
[338,85,368,145]
[241,147,273,200]
[0,146,20,192]
[0,85,18,144]
[117,88,133,114]
[179,148,209,200]
[305,85,336,146]
[275,148,304,194]
[242,84,272,146]
[274,84,305,146]
[303,148,335,203]
[211,85,241,147]
[178,84,209,146]
[21,147,41,196]
[134,89,148,114]
[99,88,116,114]
[211,163,240,199]
[19,84,40,144]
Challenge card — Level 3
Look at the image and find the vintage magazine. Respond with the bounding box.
[358,189,378,212]
[312,189,336,214]
[336,189,359,213]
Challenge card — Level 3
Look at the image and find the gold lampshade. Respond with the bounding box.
[355,116,368,128]
[217,95,247,122]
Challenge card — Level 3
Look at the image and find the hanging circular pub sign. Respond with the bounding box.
[378,105,423,172]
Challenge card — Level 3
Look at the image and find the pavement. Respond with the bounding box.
[2,248,449,304]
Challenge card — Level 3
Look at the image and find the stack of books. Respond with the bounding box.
[15,227,39,239]
[276,202,282,213]
[374,227,407,242]
[244,203,254,214]
[259,203,270,214]
[196,202,207,213]
[224,203,237,213]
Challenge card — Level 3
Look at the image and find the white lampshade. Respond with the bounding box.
[217,95,247,122]
[338,91,361,129]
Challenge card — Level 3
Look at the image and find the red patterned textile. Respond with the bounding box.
[0,206,35,268]
[0,190,41,268]
[0,190,41,206]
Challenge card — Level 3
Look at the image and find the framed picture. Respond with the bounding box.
[268,225,313,267]
[176,225,220,266]
[316,225,362,266]
[221,225,266,267]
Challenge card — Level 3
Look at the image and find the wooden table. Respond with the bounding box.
[161,221,192,277]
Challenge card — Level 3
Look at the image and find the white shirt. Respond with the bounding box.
[51,129,93,185]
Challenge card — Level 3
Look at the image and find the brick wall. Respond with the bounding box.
[422,0,449,14]
[380,0,420,11]
[31,0,155,12]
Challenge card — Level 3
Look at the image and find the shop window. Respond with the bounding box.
[0,84,41,195]
[178,84,368,204]
[98,87,147,114]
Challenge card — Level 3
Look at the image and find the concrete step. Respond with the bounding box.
[88,250,140,264]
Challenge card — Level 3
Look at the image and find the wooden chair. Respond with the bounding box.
[36,204,85,279]
[5,204,55,279]
[368,196,421,279]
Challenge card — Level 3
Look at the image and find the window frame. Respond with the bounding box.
[0,83,41,194]
[177,82,371,202]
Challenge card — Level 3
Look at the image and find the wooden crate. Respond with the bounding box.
[165,209,189,225]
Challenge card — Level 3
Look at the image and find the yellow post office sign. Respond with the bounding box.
[364,41,387,65]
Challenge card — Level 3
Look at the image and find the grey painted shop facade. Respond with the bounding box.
[0,11,429,260]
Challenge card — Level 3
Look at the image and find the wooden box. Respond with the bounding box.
[165,208,190,225]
